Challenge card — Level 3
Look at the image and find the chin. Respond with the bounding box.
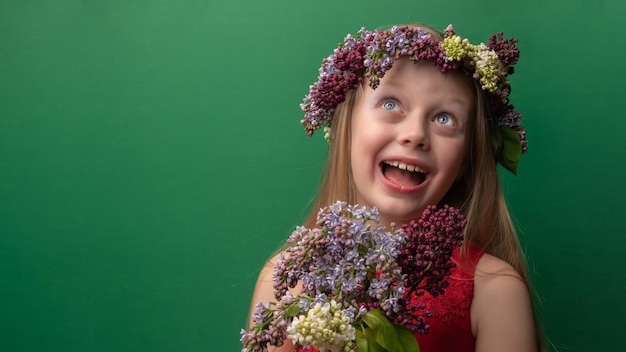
[376,202,427,226]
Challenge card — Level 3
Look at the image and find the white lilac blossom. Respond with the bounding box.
[286,300,356,352]
[241,202,466,352]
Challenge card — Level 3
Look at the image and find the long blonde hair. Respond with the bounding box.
[301,24,547,351]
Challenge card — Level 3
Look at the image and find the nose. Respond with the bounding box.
[398,114,430,150]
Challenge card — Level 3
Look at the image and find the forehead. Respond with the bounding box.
[366,58,475,108]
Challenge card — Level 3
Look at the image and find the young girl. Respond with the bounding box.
[249,23,545,352]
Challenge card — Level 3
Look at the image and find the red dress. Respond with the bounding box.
[413,246,483,352]
[297,246,483,352]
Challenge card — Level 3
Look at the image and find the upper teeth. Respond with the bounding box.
[384,161,424,173]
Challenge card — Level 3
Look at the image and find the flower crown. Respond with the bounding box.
[300,24,527,175]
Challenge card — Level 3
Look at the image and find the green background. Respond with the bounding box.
[1,0,624,351]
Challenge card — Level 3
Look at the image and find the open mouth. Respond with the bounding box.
[381,161,427,187]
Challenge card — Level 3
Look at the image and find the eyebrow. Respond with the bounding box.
[445,96,472,110]
[374,79,473,113]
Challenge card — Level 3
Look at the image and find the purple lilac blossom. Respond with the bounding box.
[242,202,466,352]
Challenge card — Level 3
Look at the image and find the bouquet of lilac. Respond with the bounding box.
[241,201,466,352]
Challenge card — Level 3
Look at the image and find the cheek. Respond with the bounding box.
[350,125,382,167]
[350,120,370,160]
[454,156,466,181]
[350,137,371,173]
[441,139,468,181]
[350,126,380,183]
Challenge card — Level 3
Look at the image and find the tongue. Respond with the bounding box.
[384,167,424,187]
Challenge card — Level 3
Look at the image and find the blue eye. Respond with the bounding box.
[382,100,397,110]
[435,114,453,125]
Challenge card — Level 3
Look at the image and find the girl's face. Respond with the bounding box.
[350,58,474,226]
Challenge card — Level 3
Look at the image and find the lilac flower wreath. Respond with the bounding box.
[300,24,527,175]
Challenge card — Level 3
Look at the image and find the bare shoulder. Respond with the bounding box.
[473,254,531,317]
[258,253,282,282]
[252,253,282,304]
[475,252,524,281]
[471,253,537,352]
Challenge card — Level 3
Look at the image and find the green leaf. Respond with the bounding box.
[496,126,522,176]
[356,329,369,352]
[491,125,503,155]
[361,309,419,352]
[284,304,300,318]
[393,324,420,352]
[363,326,386,352]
